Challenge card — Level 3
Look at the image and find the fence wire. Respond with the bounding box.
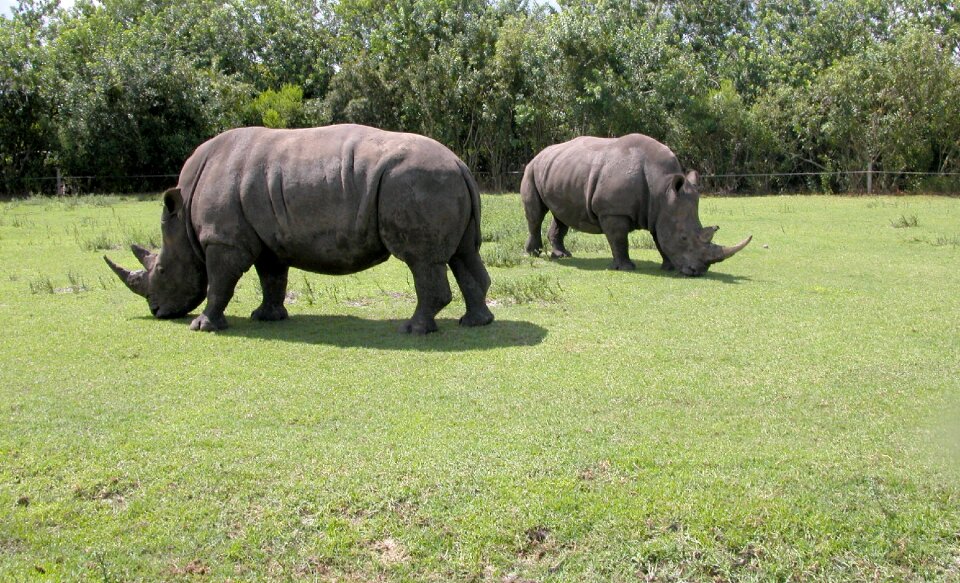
[4,170,960,196]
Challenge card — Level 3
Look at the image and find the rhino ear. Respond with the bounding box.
[686,170,699,187]
[162,187,183,216]
[699,225,719,243]
[670,174,685,194]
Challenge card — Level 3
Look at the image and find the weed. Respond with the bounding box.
[566,236,608,254]
[890,214,919,228]
[482,244,534,268]
[79,231,119,251]
[65,271,88,293]
[28,276,54,294]
[491,273,562,304]
[629,231,656,250]
[931,234,960,247]
[302,274,317,306]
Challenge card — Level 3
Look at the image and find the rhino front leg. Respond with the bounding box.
[190,244,253,332]
[651,232,675,271]
[548,217,573,258]
[251,251,289,322]
[402,262,452,335]
[599,215,635,271]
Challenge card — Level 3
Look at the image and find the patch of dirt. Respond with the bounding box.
[169,559,208,576]
[0,536,26,556]
[73,476,138,506]
[524,526,550,546]
[16,495,29,507]
[294,556,330,577]
[370,538,409,566]
[577,459,613,482]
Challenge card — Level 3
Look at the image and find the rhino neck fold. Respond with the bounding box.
[180,161,207,265]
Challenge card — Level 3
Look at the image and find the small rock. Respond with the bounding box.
[762,244,769,249]
[16,495,29,507]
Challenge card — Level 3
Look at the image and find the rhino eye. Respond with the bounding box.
[157,266,165,274]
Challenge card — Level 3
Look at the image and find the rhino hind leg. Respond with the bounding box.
[450,249,494,328]
[599,215,636,271]
[190,243,254,332]
[251,251,289,322]
[547,217,573,259]
[401,261,452,335]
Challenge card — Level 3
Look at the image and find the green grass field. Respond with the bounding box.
[1,193,959,581]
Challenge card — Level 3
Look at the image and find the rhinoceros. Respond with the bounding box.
[521,134,751,276]
[105,124,494,334]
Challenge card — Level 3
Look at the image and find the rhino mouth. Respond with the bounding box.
[679,265,706,277]
[153,305,195,319]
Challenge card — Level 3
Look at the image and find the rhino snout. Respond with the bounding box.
[679,264,707,277]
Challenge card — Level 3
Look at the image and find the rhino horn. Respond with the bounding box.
[707,235,752,264]
[130,243,156,269]
[104,256,149,298]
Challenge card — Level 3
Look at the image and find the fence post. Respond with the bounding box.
[866,161,873,194]
[56,168,64,196]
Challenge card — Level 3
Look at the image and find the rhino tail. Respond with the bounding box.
[457,160,483,251]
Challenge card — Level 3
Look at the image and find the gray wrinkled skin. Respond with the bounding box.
[521,134,751,275]
[106,124,494,334]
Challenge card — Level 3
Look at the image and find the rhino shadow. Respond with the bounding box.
[559,257,751,284]
[202,315,547,351]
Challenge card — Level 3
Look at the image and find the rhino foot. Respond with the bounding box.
[399,319,439,335]
[251,304,288,322]
[550,249,572,259]
[609,259,636,271]
[459,309,494,327]
[190,313,228,332]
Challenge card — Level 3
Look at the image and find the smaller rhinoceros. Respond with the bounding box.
[105,124,494,334]
[521,134,751,276]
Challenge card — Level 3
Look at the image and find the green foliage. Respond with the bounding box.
[1,0,959,194]
[247,84,307,129]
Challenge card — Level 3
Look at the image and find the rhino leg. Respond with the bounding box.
[251,251,289,322]
[190,244,253,332]
[401,262,452,335]
[599,215,636,271]
[450,249,494,328]
[521,172,547,256]
[652,232,675,271]
[547,217,573,259]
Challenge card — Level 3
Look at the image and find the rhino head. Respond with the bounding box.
[105,188,207,318]
[655,171,751,277]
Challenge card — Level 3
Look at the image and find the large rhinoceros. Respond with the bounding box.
[105,124,494,334]
[521,134,751,276]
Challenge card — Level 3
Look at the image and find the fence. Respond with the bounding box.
[4,169,960,197]
[698,170,960,195]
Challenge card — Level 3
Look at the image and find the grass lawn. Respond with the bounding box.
[1,193,958,581]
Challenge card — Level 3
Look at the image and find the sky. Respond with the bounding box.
[1,0,75,18]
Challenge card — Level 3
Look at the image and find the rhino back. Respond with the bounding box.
[531,134,682,232]
[180,125,470,274]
